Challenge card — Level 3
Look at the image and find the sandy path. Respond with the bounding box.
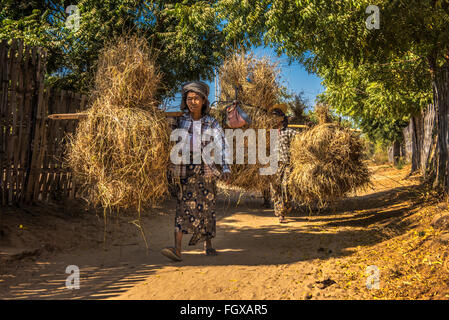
[0,165,421,299]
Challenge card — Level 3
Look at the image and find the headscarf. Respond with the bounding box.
[180,81,210,115]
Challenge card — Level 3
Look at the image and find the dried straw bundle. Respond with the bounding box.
[66,36,170,212]
[314,104,333,124]
[92,36,162,109]
[215,52,281,192]
[288,123,371,207]
[219,52,280,111]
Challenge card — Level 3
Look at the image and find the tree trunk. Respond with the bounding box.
[430,62,449,190]
[410,115,422,173]
[392,140,401,166]
[419,104,437,179]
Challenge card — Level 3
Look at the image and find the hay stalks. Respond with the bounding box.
[219,52,281,111]
[66,36,170,248]
[68,104,170,210]
[215,52,282,192]
[288,123,371,208]
[314,104,333,124]
[92,36,162,109]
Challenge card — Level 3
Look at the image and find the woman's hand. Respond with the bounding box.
[221,172,231,184]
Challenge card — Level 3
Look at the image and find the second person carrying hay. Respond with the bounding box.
[268,104,299,223]
[161,81,231,262]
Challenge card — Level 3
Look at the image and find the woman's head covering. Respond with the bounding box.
[268,103,288,115]
[180,81,210,115]
[269,103,289,129]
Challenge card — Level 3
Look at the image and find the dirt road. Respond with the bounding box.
[0,164,439,299]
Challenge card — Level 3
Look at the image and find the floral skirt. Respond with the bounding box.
[175,163,217,246]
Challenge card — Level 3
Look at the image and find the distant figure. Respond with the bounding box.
[269,104,298,223]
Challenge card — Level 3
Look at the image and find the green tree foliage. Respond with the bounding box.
[215,0,269,49]
[220,0,449,188]
[319,57,432,144]
[286,92,310,125]
[0,0,228,97]
[0,1,54,47]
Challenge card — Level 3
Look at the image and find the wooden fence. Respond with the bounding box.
[0,39,88,205]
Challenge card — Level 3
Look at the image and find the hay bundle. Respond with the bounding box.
[288,123,371,207]
[92,36,162,108]
[219,52,280,111]
[215,52,281,192]
[67,36,170,212]
[314,104,333,124]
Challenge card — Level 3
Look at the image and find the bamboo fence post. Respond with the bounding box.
[0,40,8,205]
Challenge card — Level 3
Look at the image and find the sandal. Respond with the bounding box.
[205,248,218,256]
[161,247,183,262]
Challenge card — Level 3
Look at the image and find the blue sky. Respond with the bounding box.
[165,46,325,111]
[247,46,325,108]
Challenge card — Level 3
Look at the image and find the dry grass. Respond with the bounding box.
[219,52,281,111]
[314,104,333,124]
[91,36,162,109]
[66,36,170,215]
[214,52,282,192]
[289,123,371,207]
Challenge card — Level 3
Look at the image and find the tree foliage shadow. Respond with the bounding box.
[0,183,426,299]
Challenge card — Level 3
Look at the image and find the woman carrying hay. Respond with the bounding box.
[269,104,299,223]
[161,81,231,262]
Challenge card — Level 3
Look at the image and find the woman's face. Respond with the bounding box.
[186,91,204,114]
[276,117,284,128]
[271,111,285,128]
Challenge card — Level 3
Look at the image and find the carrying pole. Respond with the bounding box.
[48,111,184,120]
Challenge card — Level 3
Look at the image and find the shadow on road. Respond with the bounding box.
[0,183,424,299]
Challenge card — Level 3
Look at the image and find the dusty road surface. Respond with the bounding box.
[1,164,447,300]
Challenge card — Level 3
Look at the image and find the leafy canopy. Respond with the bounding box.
[0,0,230,98]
